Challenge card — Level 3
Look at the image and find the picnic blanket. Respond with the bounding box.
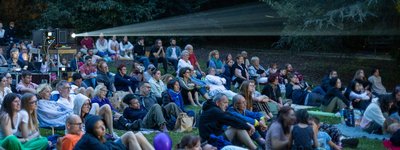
[334,124,390,140]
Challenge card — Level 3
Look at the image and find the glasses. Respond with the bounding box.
[101,89,108,92]
[70,122,83,126]
[29,100,37,105]
[63,86,71,89]
[83,102,91,107]
[6,76,12,79]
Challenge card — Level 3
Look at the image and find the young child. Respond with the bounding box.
[309,116,341,150]
[289,109,318,150]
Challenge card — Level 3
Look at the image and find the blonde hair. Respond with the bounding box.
[208,50,219,61]
[36,84,52,99]
[94,84,107,96]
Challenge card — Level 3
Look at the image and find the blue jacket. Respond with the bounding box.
[227,107,263,126]
[166,46,182,59]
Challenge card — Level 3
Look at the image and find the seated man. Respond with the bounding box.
[166,38,181,71]
[56,80,75,110]
[285,74,322,106]
[71,73,88,89]
[16,70,38,94]
[205,67,236,100]
[79,56,97,88]
[133,37,150,69]
[80,35,95,55]
[368,68,388,96]
[61,114,84,150]
[114,64,138,92]
[199,93,257,150]
[122,82,182,131]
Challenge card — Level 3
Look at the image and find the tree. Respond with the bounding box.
[262,0,400,53]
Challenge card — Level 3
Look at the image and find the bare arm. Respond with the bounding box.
[235,68,246,80]
[328,140,341,150]
[0,115,12,137]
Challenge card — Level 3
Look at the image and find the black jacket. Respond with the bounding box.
[199,100,251,142]
[261,83,282,102]
[114,73,132,92]
[322,87,349,106]
[74,115,126,150]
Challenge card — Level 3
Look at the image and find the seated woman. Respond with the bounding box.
[285,74,322,106]
[361,95,394,134]
[36,84,73,128]
[267,63,278,76]
[0,73,12,107]
[389,86,400,117]
[222,58,234,90]
[321,78,349,113]
[240,80,274,118]
[17,93,49,149]
[348,79,372,110]
[74,94,118,140]
[162,79,195,117]
[74,115,154,150]
[248,56,268,84]
[178,67,208,107]
[205,67,236,100]
[0,93,46,150]
[7,48,22,71]
[177,50,194,75]
[265,106,296,150]
[114,64,138,93]
[261,74,283,106]
[186,44,205,79]
[129,61,145,84]
[208,50,224,75]
[232,54,249,88]
[92,85,121,115]
[122,94,172,132]
[149,69,166,101]
[228,95,268,147]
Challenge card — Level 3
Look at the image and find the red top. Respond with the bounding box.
[383,140,400,150]
[80,37,94,49]
[189,53,198,69]
[79,64,97,75]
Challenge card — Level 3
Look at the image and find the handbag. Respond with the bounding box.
[174,112,194,132]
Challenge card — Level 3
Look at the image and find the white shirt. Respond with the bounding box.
[177,59,193,74]
[0,87,12,107]
[96,39,108,52]
[108,39,119,54]
[171,47,177,59]
[0,29,4,38]
[57,95,75,110]
[15,110,36,137]
[0,112,22,139]
[361,98,385,128]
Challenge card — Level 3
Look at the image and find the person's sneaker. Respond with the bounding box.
[159,124,169,132]
[341,138,359,148]
[112,132,120,139]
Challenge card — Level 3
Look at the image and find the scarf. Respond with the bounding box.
[211,57,223,69]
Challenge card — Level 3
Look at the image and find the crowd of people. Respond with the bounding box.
[0,27,399,150]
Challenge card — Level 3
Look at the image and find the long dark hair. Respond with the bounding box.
[167,79,179,90]
[295,109,309,124]
[176,135,201,149]
[0,93,20,129]
[380,95,394,113]
[277,106,294,134]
